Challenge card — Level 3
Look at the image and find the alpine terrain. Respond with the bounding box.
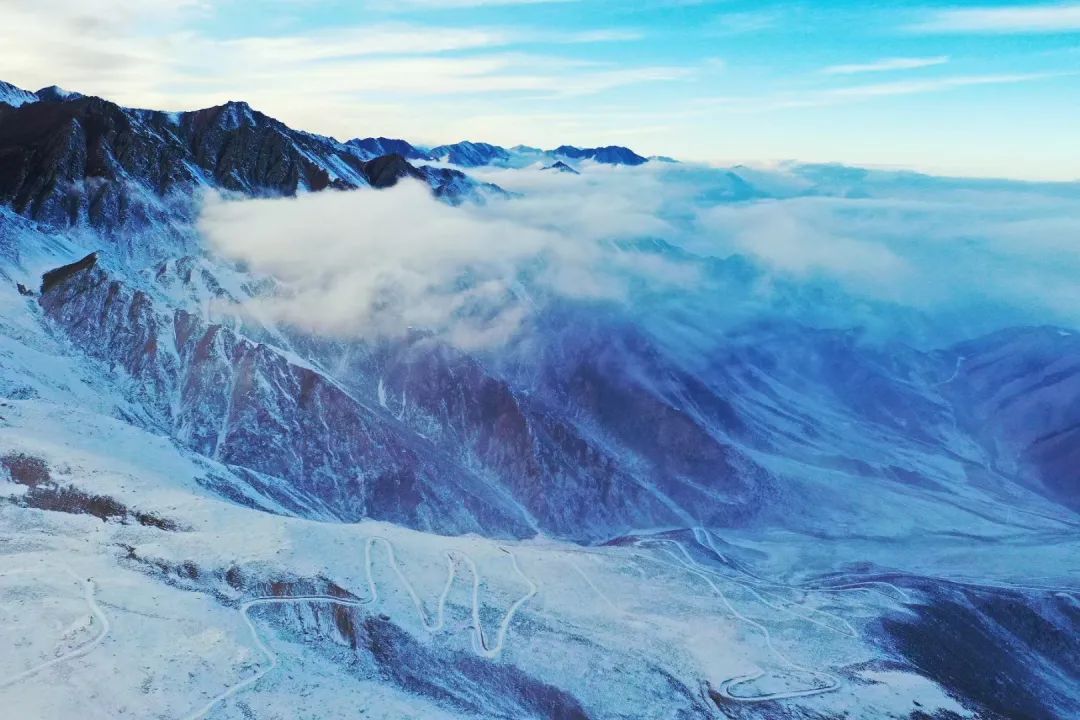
[0,82,1077,720]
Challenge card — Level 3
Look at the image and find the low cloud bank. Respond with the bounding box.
[198,177,692,349]
[199,161,1080,349]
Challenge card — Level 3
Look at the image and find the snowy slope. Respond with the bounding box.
[5,394,1072,720]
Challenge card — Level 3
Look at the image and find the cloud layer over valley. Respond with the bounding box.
[200,161,1080,351]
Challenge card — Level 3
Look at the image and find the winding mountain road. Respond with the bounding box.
[0,567,109,690]
[181,594,371,720]
[462,548,538,659]
[364,536,457,631]
[687,530,859,637]
[363,536,538,656]
[694,527,912,604]
[184,536,538,719]
[634,539,841,703]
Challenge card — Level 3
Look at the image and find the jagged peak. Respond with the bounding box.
[363,153,415,188]
[542,160,580,175]
[550,144,647,165]
[35,85,85,102]
[198,99,262,130]
[432,140,508,152]
[219,99,253,112]
[350,135,405,145]
[0,80,38,108]
[427,140,512,167]
[346,136,433,161]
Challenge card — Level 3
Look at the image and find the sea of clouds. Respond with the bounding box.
[199,160,1080,351]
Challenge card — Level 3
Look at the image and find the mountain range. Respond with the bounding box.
[0,80,1076,720]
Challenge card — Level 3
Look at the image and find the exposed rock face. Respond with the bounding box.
[176,100,353,194]
[31,241,1080,542]
[426,141,650,168]
[37,260,535,536]
[359,152,493,201]
[40,251,98,293]
[34,85,84,103]
[3,79,1078,720]
[361,152,422,189]
[348,616,594,720]
[368,336,711,538]
[32,252,777,540]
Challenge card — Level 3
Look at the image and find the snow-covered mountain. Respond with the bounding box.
[346,136,435,162]
[0,85,500,237]
[542,160,579,174]
[1,81,1077,720]
[0,80,38,107]
[427,140,650,168]
[429,140,515,167]
[550,144,648,166]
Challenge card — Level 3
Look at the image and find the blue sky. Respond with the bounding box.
[1,0,1078,178]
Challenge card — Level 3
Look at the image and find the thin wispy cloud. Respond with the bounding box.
[561,29,644,43]
[219,26,517,62]
[912,2,1080,33]
[708,10,781,36]
[218,25,641,66]
[0,0,668,135]
[370,0,578,8]
[825,72,1063,100]
[694,72,1064,113]
[822,56,950,75]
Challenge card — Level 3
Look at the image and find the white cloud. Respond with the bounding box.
[824,72,1064,99]
[912,3,1080,33]
[200,181,551,348]
[697,199,911,288]
[689,182,1080,337]
[217,26,518,62]
[216,25,639,65]
[822,56,950,75]
[369,0,578,9]
[558,29,644,43]
[708,10,781,35]
[0,0,664,139]
[198,161,1080,351]
[693,72,1065,114]
[198,168,696,348]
